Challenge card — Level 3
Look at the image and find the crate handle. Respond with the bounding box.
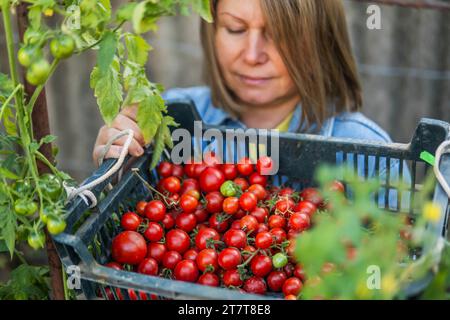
[64,129,135,208]
[434,140,450,199]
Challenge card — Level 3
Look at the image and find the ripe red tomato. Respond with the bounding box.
[147,243,166,263]
[196,249,219,272]
[145,200,166,222]
[293,264,306,281]
[136,201,147,216]
[256,156,273,175]
[300,188,323,207]
[223,269,243,287]
[218,247,242,270]
[105,262,123,271]
[268,215,286,229]
[270,227,287,244]
[289,212,311,231]
[222,164,238,180]
[243,276,267,295]
[197,273,219,287]
[223,197,239,215]
[329,180,345,193]
[193,205,209,223]
[199,167,225,193]
[161,214,175,230]
[162,250,182,270]
[158,161,173,178]
[293,201,317,217]
[234,209,246,219]
[256,223,269,233]
[242,245,257,260]
[137,258,159,276]
[223,229,247,249]
[195,228,220,250]
[144,222,164,242]
[248,172,267,187]
[183,249,198,261]
[240,215,259,233]
[121,212,142,231]
[175,213,197,233]
[180,194,198,213]
[180,178,200,195]
[267,271,287,292]
[233,177,249,192]
[250,255,273,277]
[209,213,229,233]
[161,176,181,194]
[205,191,224,213]
[248,184,267,201]
[127,289,148,300]
[255,232,273,249]
[283,263,294,277]
[231,219,241,230]
[237,157,254,176]
[282,277,303,296]
[250,207,269,223]
[171,164,184,178]
[278,187,295,197]
[239,192,258,212]
[112,231,147,265]
[184,189,200,200]
[166,229,190,253]
[275,197,295,215]
[174,260,199,283]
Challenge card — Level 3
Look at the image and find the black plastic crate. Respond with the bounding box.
[53,100,450,300]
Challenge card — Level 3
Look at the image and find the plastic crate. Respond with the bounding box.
[53,100,450,300]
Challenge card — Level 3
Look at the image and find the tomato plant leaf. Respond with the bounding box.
[136,94,164,143]
[125,33,152,66]
[192,0,213,23]
[150,124,165,170]
[39,134,57,145]
[0,264,50,300]
[0,168,19,180]
[98,31,118,76]
[2,106,17,137]
[0,204,16,258]
[116,2,138,22]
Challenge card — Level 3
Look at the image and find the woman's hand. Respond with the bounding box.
[92,105,146,165]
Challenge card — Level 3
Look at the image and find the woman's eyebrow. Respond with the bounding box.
[218,12,246,23]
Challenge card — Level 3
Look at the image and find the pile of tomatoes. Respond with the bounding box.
[104,155,344,300]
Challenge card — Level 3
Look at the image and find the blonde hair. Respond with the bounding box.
[200,0,362,130]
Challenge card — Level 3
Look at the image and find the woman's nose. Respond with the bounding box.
[243,30,269,66]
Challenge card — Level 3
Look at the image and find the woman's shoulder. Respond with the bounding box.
[331,112,392,143]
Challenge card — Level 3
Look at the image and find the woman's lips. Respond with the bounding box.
[238,74,273,86]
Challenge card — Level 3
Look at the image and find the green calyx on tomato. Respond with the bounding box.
[27,231,45,250]
[26,58,50,86]
[46,216,66,235]
[50,35,75,59]
[220,180,238,197]
[14,199,38,216]
[272,252,288,269]
[40,173,63,200]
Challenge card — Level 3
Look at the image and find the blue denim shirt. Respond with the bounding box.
[163,86,409,210]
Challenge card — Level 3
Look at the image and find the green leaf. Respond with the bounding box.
[0,205,16,258]
[0,264,50,300]
[29,141,40,154]
[0,73,14,100]
[150,124,165,170]
[28,7,42,30]
[125,34,151,66]
[0,167,19,180]
[90,64,123,125]
[116,2,138,21]
[132,0,171,34]
[98,31,118,76]
[2,105,17,137]
[39,134,56,145]
[192,0,213,23]
[136,94,164,143]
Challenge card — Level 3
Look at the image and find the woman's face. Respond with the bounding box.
[215,0,298,108]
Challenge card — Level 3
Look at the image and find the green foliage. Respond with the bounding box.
[0,264,50,300]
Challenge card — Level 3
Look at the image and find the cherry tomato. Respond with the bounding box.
[293,264,306,281]
[183,249,199,261]
[242,245,257,260]
[199,167,225,193]
[18,46,39,67]
[272,252,288,269]
[112,231,147,265]
[162,251,182,270]
[197,273,220,287]
[196,249,218,272]
[184,189,200,200]
[234,209,246,219]
[250,255,273,277]
[282,277,303,296]
[237,157,254,176]
[256,223,269,233]
[289,212,310,231]
[329,180,345,193]
[105,262,123,271]
[267,271,287,292]
[47,217,67,235]
[223,229,247,249]
[256,156,273,175]
[26,58,50,86]
[223,197,239,215]
[27,231,45,250]
[270,227,287,244]
[162,214,175,230]
[268,215,286,229]
[300,188,323,207]
[195,228,220,250]
[179,194,198,213]
[275,197,295,215]
[222,164,238,180]
[205,191,224,213]
[231,219,241,230]
[161,176,181,194]
[172,164,184,178]
[239,192,258,212]
[243,276,267,295]
[158,161,173,178]
[174,260,199,283]
[144,200,166,222]
[240,215,259,233]
[193,205,209,223]
[175,213,197,233]
[166,229,190,254]
[223,269,244,287]
[255,232,273,249]
[279,187,295,197]
[293,201,317,217]
[209,213,229,233]
[144,222,164,242]
[233,177,249,192]
[220,180,238,197]
[180,178,200,195]
[50,35,75,59]
[218,248,242,270]
[137,258,159,276]
[250,207,269,223]
[121,212,142,231]
[249,172,267,187]
[248,184,267,201]
[136,201,147,216]
[147,243,166,263]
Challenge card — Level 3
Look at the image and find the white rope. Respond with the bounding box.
[64,129,135,208]
[434,140,450,199]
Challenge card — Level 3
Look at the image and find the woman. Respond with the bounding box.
[93,0,392,163]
